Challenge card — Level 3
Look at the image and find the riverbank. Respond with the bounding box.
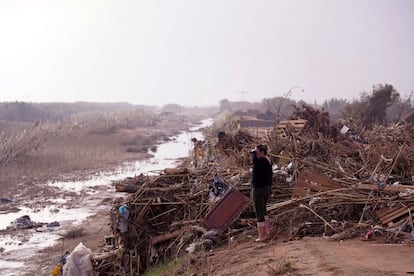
[0,115,210,275]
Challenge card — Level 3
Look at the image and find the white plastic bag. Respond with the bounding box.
[62,242,95,276]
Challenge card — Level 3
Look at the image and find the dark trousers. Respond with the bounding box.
[252,186,271,222]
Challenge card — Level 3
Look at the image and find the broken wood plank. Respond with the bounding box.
[92,248,123,261]
[277,119,307,129]
[130,202,209,206]
[164,167,189,175]
[267,188,351,212]
[358,183,414,193]
[139,184,186,192]
[377,204,414,225]
[293,170,345,198]
[115,183,139,193]
[150,229,186,246]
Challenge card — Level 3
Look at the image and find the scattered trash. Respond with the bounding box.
[207,173,231,201]
[0,198,12,204]
[62,242,94,276]
[117,204,129,233]
[51,251,69,276]
[7,215,37,230]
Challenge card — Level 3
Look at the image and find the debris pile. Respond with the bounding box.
[93,169,229,274]
[265,106,414,242]
[92,108,414,274]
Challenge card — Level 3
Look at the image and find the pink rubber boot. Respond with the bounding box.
[255,222,267,242]
[264,216,272,236]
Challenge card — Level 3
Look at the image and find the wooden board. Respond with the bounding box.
[358,183,414,193]
[277,119,307,129]
[244,127,273,138]
[203,176,250,232]
[293,170,345,198]
[276,119,307,137]
[376,204,414,225]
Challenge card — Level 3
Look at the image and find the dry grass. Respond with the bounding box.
[142,256,187,276]
[0,123,161,193]
[267,259,297,275]
[0,122,56,166]
[0,112,204,200]
[60,227,86,240]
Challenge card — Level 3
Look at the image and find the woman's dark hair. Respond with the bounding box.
[256,144,268,155]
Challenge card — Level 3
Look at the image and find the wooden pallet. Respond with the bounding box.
[376,204,414,225]
[276,119,307,137]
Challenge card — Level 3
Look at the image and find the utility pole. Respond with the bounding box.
[240,91,247,101]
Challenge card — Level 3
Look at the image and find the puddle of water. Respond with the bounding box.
[0,205,90,231]
[0,260,22,268]
[48,174,115,194]
[0,259,23,276]
[0,231,61,253]
[0,118,213,273]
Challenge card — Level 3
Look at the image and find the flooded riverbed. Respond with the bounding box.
[0,118,213,275]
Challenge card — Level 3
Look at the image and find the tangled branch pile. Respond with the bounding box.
[93,169,222,274]
[265,104,414,241]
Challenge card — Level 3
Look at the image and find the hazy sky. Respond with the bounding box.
[0,1,413,106]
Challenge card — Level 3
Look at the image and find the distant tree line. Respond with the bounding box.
[325,84,413,128]
[218,83,414,129]
[0,101,218,124]
[0,102,157,123]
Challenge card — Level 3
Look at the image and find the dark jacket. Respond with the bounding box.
[251,157,273,188]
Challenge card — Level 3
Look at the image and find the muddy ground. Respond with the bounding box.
[193,236,414,276]
[1,115,414,275]
[20,211,414,275]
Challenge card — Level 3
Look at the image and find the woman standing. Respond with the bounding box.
[251,144,273,241]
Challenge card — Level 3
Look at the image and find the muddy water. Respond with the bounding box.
[0,118,213,275]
